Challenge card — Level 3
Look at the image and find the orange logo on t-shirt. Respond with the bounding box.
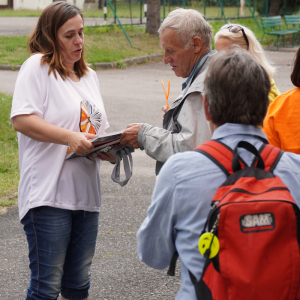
[66,100,102,155]
[80,100,102,134]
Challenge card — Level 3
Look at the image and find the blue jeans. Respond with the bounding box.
[21,206,99,300]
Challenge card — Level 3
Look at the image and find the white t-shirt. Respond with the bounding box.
[11,54,109,220]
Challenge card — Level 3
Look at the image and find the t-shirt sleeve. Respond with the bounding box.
[11,54,46,121]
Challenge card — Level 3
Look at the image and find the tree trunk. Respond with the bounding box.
[146,0,160,35]
[240,0,246,17]
[268,0,281,16]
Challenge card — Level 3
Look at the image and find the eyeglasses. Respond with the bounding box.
[219,24,249,48]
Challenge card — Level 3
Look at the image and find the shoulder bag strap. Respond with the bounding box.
[111,146,134,187]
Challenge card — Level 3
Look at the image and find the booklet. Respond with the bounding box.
[66,130,123,160]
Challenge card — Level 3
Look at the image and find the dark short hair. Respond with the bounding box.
[204,48,271,127]
[28,1,88,80]
[291,46,300,87]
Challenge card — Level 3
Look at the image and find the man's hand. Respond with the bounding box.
[120,123,143,149]
[162,105,169,118]
[162,105,168,113]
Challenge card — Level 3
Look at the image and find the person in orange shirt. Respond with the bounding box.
[263,46,300,153]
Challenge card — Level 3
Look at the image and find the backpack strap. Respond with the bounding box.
[189,260,213,300]
[167,141,232,278]
[197,140,283,175]
[259,144,284,173]
[195,140,232,176]
[167,251,179,276]
[195,140,247,176]
[232,141,265,171]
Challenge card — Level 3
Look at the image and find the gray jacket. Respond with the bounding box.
[138,50,216,174]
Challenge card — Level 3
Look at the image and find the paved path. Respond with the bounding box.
[0,16,145,37]
[0,48,297,299]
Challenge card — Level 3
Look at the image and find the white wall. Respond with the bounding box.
[71,0,85,9]
[14,0,52,10]
[14,0,86,10]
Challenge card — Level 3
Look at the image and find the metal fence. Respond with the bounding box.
[89,0,269,26]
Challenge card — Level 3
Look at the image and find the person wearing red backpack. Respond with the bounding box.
[137,48,300,300]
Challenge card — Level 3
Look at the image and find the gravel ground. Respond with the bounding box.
[0,176,181,300]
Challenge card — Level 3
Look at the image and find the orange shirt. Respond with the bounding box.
[263,87,300,153]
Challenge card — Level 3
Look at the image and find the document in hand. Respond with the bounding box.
[65,130,123,160]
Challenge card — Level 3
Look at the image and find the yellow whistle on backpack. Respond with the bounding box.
[198,232,220,259]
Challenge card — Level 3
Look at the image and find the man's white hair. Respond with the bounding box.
[158,8,213,50]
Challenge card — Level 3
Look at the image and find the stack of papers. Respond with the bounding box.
[66,130,123,160]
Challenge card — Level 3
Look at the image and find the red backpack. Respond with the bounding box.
[168,140,300,300]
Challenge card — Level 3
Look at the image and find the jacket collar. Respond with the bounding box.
[212,123,269,144]
[182,50,212,91]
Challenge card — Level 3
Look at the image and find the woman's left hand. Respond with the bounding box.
[97,151,117,163]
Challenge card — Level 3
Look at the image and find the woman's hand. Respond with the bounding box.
[12,114,95,156]
[97,151,117,163]
[68,131,95,156]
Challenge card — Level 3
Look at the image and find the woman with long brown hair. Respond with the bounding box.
[263,46,300,153]
[10,2,114,299]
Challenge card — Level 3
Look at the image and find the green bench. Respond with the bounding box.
[261,16,298,50]
[284,15,300,44]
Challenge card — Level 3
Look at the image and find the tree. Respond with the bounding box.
[240,0,246,17]
[279,0,300,15]
[268,0,281,15]
[268,0,300,16]
[146,0,160,35]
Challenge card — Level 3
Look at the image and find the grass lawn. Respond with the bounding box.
[0,93,19,209]
[0,36,28,66]
[0,26,163,66]
[84,26,162,63]
[0,18,285,67]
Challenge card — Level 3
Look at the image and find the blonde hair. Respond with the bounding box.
[215,24,276,78]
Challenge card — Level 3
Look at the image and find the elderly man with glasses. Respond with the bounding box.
[120,8,216,174]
